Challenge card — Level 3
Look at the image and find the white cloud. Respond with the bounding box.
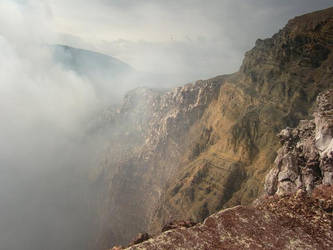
[0,2,101,248]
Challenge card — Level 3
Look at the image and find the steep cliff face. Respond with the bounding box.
[150,7,333,232]
[96,80,223,246]
[97,7,333,248]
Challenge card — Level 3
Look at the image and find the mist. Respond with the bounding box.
[1,0,333,249]
[0,2,148,247]
[0,1,111,249]
[54,0,333,84]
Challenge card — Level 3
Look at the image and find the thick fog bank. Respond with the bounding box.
[0,1,124,249]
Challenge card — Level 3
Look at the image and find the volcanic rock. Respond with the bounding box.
[265,89,333,196]
[123,185,333,250]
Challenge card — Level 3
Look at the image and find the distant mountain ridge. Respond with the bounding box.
[53,45,133,76]
[53,45,135,104]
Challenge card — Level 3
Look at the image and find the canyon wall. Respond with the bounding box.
[95,7,333,248]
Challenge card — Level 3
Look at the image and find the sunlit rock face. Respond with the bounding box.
[265,89,333,195]
[96,7,333,248]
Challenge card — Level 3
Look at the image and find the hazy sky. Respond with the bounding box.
[4,0,332,83]
[45,0,333,82]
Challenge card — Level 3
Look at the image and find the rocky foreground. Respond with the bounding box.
[114,186,332,250]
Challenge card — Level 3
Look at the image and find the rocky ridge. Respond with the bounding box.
[117,185,332,250]
[96,7,333,248]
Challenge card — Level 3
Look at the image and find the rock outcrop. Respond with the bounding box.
[265,89,333,195]
[96,7,333,248]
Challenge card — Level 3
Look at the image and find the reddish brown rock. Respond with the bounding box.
[124,186,333,250]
